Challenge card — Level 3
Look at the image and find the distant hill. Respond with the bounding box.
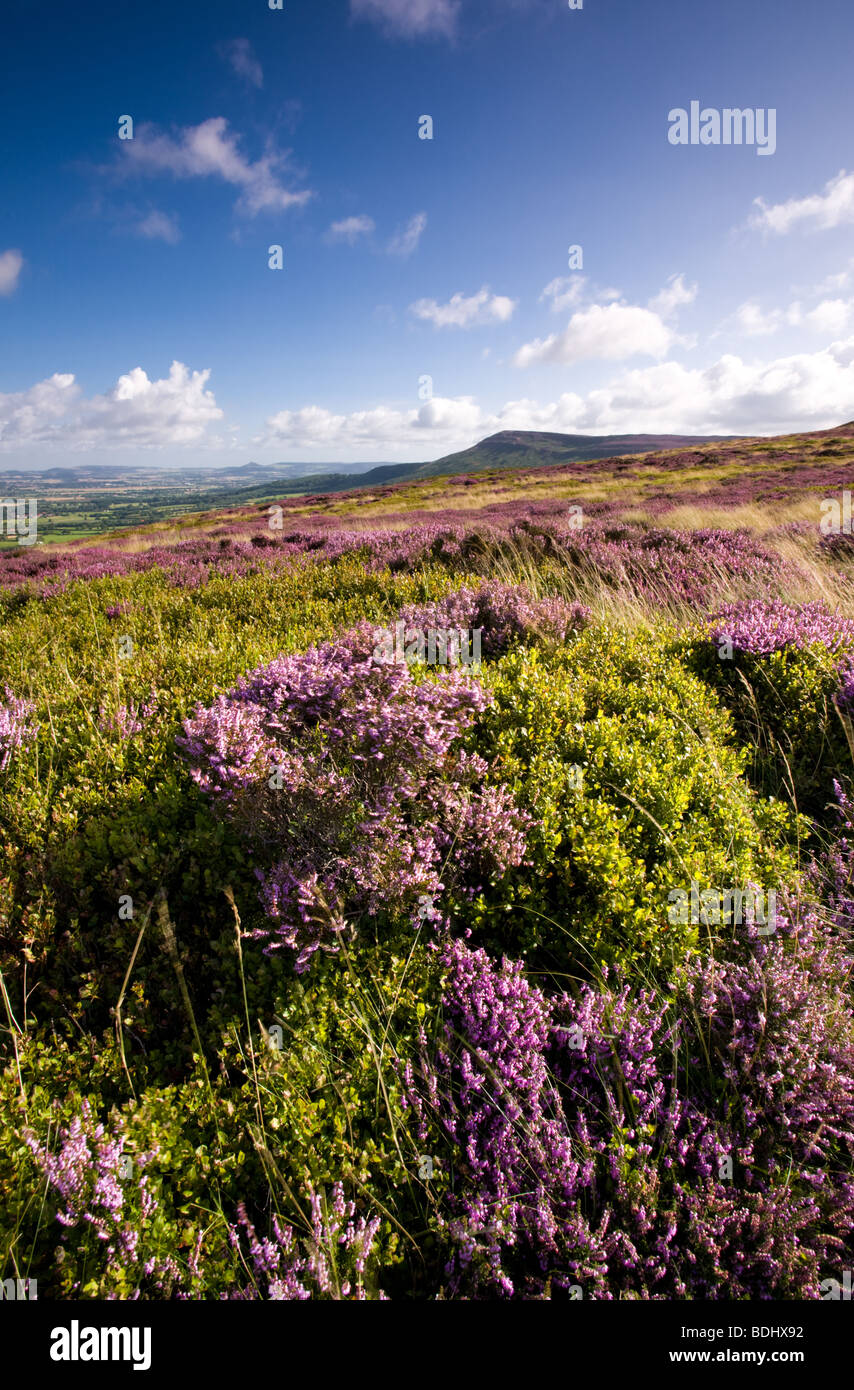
[214,431,741,502]
[414,430,739,478]
[223,430,742,501]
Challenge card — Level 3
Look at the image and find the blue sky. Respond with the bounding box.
[2,0,854,469]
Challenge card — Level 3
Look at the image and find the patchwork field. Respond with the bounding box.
[2,422,854,1300]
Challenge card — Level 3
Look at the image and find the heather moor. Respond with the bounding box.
[4,0,854,1319]
[3,421,854,1301]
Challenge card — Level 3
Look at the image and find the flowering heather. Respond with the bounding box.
[178,623,530,970]
[398,583,590,659]
[835,665,854,715]
[97,695,156,740]
[25,1102,170,1296]
[0,687,37,770]
[708,599,854,656]
[404,912,854,1299]
[0,510,794,613]
[513,520,794,608]
[227,1184,383,1300]
[808,779,854,936]
[7,430,854,1305]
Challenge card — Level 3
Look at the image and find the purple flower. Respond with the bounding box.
[0,687,37,770]
[227,1184,384,1300]
[403,906,854,1299]
[178,621,530,969]
[709,600,854,657]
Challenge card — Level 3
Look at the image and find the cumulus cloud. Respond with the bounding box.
[220,38,264,89]
[135,210,181,243]
[0,250,24,296]
[515,302,677,367]
[387,212,427,257]
[516,276,697,367]
[410,286,517,328]
[117,118,313,217]
[560,341,854,436]
[0,361,223,452]
[750,170,854,235]
[731,295,853,338]
[257,396,481,453]
[733,300,799,336]
[326,215,376,244]
[805,298,853,335]
[350,0,459,38]
[255,339,854,460]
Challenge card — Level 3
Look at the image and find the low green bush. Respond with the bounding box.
[468,626,800,975]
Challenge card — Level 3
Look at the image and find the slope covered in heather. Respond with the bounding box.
[1,429,854,1302]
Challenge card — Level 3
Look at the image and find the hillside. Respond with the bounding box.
[415,429,739,477]
[2,414,854,1310]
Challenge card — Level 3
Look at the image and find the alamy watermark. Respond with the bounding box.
[373,622,482,670]
[50,1321,151,1370]
[1,1277,37,1300]
[821,1270,853,1300]
[668,881,776,933]
[668,103,776,156]
[0,499,37,546]
[820,491,854,534]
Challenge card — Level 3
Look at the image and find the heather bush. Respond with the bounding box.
[506,520,795,610]
[178,622,530,971]
[22,1101,181,1299]
[403,910,854,1298]
[398,582,590,658]
[685,600,854,820]
[0,687,37,772]
[0,559,470,1022]
[228,1185,384,1300]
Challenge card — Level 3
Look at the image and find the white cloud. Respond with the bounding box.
[539,275,587,313]
[326,215,376,244]
[805,298,853,335]
[0,250,24,296]
[733,300,795,336]
[814,264,854,294]
[118,118,313,217]
[515,301,677,367]
[387,212,427,257]
[350,0,459,38]
[647,273,698,319]
[731,295,853,338]
[220,38,264,88]
[135,210,181,243]
[255,339,854,460]
[0,362,223,452]
[750,169,854,235]
[258,396,481,452]
[410,286,516,328]
[537,341,854,436]
[516,278,696,368]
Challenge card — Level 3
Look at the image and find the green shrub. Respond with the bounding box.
[468,626,800,975]
[684,636,850,823]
